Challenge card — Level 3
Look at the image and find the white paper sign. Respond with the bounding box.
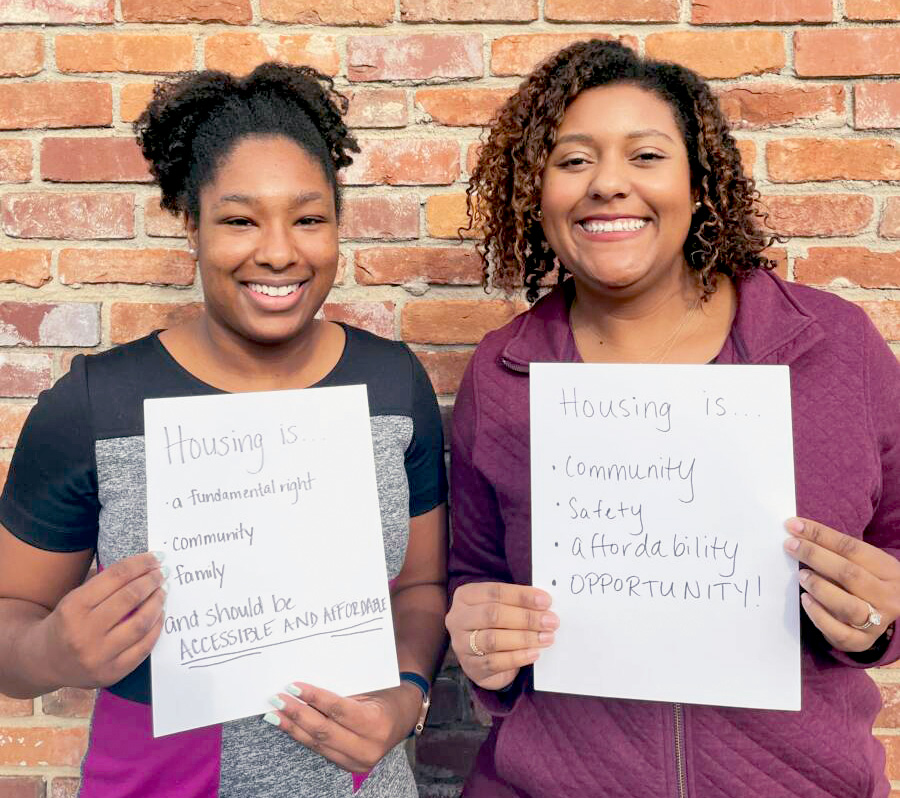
[145,385,398,737]
[530,364,799,710]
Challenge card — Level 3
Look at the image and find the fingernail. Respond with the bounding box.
[534,594,551,610]
[263,712,280,727]
[159,581,169,595]
[160,565,170,579]
[151,550,166,564]
[786,519,805,535]
[269,695,286,710]
[285,684,302,698]
[797,569,809,583]
[784,538,800,552]
[538,631,555,645]
[526,648,541,660]
[541,613,559,630]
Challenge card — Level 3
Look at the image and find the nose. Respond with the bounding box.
[586,155,630,202]
[253,222,299,271]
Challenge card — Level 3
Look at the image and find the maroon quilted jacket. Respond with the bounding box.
[448,270,900,798]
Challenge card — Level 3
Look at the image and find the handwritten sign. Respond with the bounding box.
[530,364,799,710]
[144,385,398,737]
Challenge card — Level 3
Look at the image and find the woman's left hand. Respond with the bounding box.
[784,517,900,653]
[264,681,421,773]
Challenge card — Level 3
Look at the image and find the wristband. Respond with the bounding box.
[399,672,431,736]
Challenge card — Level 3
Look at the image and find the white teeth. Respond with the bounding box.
[247,283,301,297]
[581,218,648,233]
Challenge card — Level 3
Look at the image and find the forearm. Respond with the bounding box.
[391,581,449,682]
[0,598,60,698]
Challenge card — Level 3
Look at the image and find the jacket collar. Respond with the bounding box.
[499,270,825,370]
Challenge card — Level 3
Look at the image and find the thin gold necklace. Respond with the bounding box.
[571,296,702,364]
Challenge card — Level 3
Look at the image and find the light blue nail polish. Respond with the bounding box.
[160,581,170,595]
[263,712,280,727]
[285,684,302,698]
[160,565,170,579]
[269,695,286,710]
[151,550,166,563]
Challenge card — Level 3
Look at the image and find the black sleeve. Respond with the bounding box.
[0,355,100,552]
[405,348,447,518]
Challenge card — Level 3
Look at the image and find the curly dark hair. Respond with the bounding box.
[467,39,778,303]
[135,62,359,221]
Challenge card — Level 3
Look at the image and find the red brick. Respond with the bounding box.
[876,682,900,727]
[339,194,419,240]
[691,0,831,22]
[414,350,473,394]
[122,0,251,23]
[41,138,150,183]
[59,248,195,286]
[0,33,43,78]
[0,251,52,288]
[718,84,845,130]
[204,33,339,76]
[144,199,186,237]
[795,248,899,289]
[764,247,788,279]
[345,89,407,128]
[0,83,112,131]
[645,32,785,80]
[881,198,900,239]
[261,0,393,24]
[0,405,31,449]
[2,0,112,23]
[547,0,677,21]
[343,140,459,186]
[0,303,101,347]
[111,302,203,343]
[416,88,514,127]
[402,300,518,344]
[0,776,44,798]
[41,688,95,718]
[355,247,481,285]
[0,460,9,492]
[0,354,53,398]
[880,734,900,780]
[0,727,88,767]
[0,141,32,184]
[424,673,465,724]
[761,195,873,237]
[735,139,757,174]
[56,34,193,74]
[0,694,33,717]
[855,83,900,130]
[491,33,636,77]
[415,729,489,779]
[120,83,155,123]
[426,193,477,239]
[348,35,482,82]
[466,143,482,175]
[858,301,900,340]
[794,29,900,77]
[49,780,78,798]
[1,193,134,240]
[320,301,394,339]
[844,0,900,20]
[766,138,900,182]
[400,0,536,21]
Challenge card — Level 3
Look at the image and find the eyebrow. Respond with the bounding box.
[213,191,325,209]
[554,129,675,147]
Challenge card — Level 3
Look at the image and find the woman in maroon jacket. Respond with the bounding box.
[445,39,900,797]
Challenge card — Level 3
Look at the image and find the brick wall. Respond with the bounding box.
[0,0,898,795]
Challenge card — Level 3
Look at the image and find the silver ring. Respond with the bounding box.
[469,629,486,657]
[850,601,883,631]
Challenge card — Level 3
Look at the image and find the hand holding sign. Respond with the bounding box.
[785,517,900,653]
[446,582,557,690]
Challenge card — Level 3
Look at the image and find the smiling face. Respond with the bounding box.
[540,83,695,300]
[188,134,339,347]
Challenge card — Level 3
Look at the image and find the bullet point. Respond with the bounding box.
[552,579,557,586]
[552,465,556,470]
[554,542,558,547]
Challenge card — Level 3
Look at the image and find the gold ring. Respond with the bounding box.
[469,629,486,657]
[850,601,883,631]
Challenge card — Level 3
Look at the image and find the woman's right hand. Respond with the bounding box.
[35,552,167,689]
[445,582,558,691]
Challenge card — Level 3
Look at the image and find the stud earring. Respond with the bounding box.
[693,201,702,211]
[534,209,543,220]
